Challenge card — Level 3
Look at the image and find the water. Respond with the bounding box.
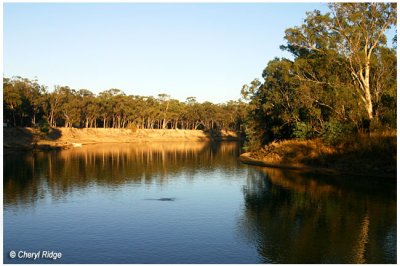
[3,142,396,263]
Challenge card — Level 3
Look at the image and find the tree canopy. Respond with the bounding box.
[3,3,396,148]
[3,76,246,133]
[242,3,396,149]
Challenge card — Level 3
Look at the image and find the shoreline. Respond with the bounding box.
[239,153,393,179]
[3,127,241,151]
[239,136,396,179]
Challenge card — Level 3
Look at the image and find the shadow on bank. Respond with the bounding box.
[3,127,63,151]
[240,133,396,179]
[202,128,244,141]
[4,127,63,151]
[4,127,243,152]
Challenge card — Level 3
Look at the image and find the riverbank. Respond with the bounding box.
[3,127,240,151]
[240,132,396,178]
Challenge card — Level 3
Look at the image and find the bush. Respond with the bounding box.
[320,121,354,145]
[39,120,50,134]
[370,115,396,132]
[293,122,313,140]
[243,127,264,151]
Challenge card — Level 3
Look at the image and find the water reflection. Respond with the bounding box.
[240,167,396,263]
[4,142,396,263]
[4,142,240,207]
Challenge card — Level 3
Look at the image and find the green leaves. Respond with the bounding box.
[3,76,246,131]
[242,3,396,149]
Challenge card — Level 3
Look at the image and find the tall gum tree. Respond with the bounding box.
[283,3,397,121]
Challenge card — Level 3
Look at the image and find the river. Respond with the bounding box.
[3,142,396,263]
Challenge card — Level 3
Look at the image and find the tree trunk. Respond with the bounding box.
[350,57,374,122]
[363,63,374,120]
[162,101,170,129]
[49,111,54,127]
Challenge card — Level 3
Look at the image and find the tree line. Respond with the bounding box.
[3,77,246,132]
[241,3,396,149]
[3,3,396,144]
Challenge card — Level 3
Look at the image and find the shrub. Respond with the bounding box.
[39,120,50,134]
[243,127,264,151]
[320,121,354,145]
[370,115,396,132]
[293,122,313,140]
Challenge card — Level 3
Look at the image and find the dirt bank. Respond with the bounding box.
[3,127,240,151]
[240,135,396,178]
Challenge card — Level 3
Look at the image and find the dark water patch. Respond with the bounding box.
[143,197,176,201]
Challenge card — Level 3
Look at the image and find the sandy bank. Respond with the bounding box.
[3,127,240,151]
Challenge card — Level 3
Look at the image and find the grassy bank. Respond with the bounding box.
[240,131,396,178]
[3,127,240,151]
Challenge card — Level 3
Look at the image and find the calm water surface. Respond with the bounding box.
[4,142,396,263]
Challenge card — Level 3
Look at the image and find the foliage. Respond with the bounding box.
[38,119,50,134]
[293,122,313,140]
[241,3,396,150]
[3,77,246,133]
[320,121,354,145]
[283,3,397,121]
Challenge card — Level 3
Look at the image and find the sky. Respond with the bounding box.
[3,3,331,103]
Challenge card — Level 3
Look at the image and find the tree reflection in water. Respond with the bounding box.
[4,142,240,207]
[4,142,396,263]
[240,167,396,264]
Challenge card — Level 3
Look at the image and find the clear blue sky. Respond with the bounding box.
[4,3,328,103]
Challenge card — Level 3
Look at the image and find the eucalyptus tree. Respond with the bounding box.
[158,93,171,129]
[143,96,160,129]
[58,86,82,127]
[369,46,397,128]
[133,96,149,129]
[183,97,198,129]
[3,76,246,131]
[113,93,127,128]
[78,89,97,128]
[124,95,142,128]
[168,99,184,129]
[98,89,123,128]
[20,78,46,126]
[221,100,246,132]
[283,3,397,121]
[3,77,21,126]
[47,86,65,127]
